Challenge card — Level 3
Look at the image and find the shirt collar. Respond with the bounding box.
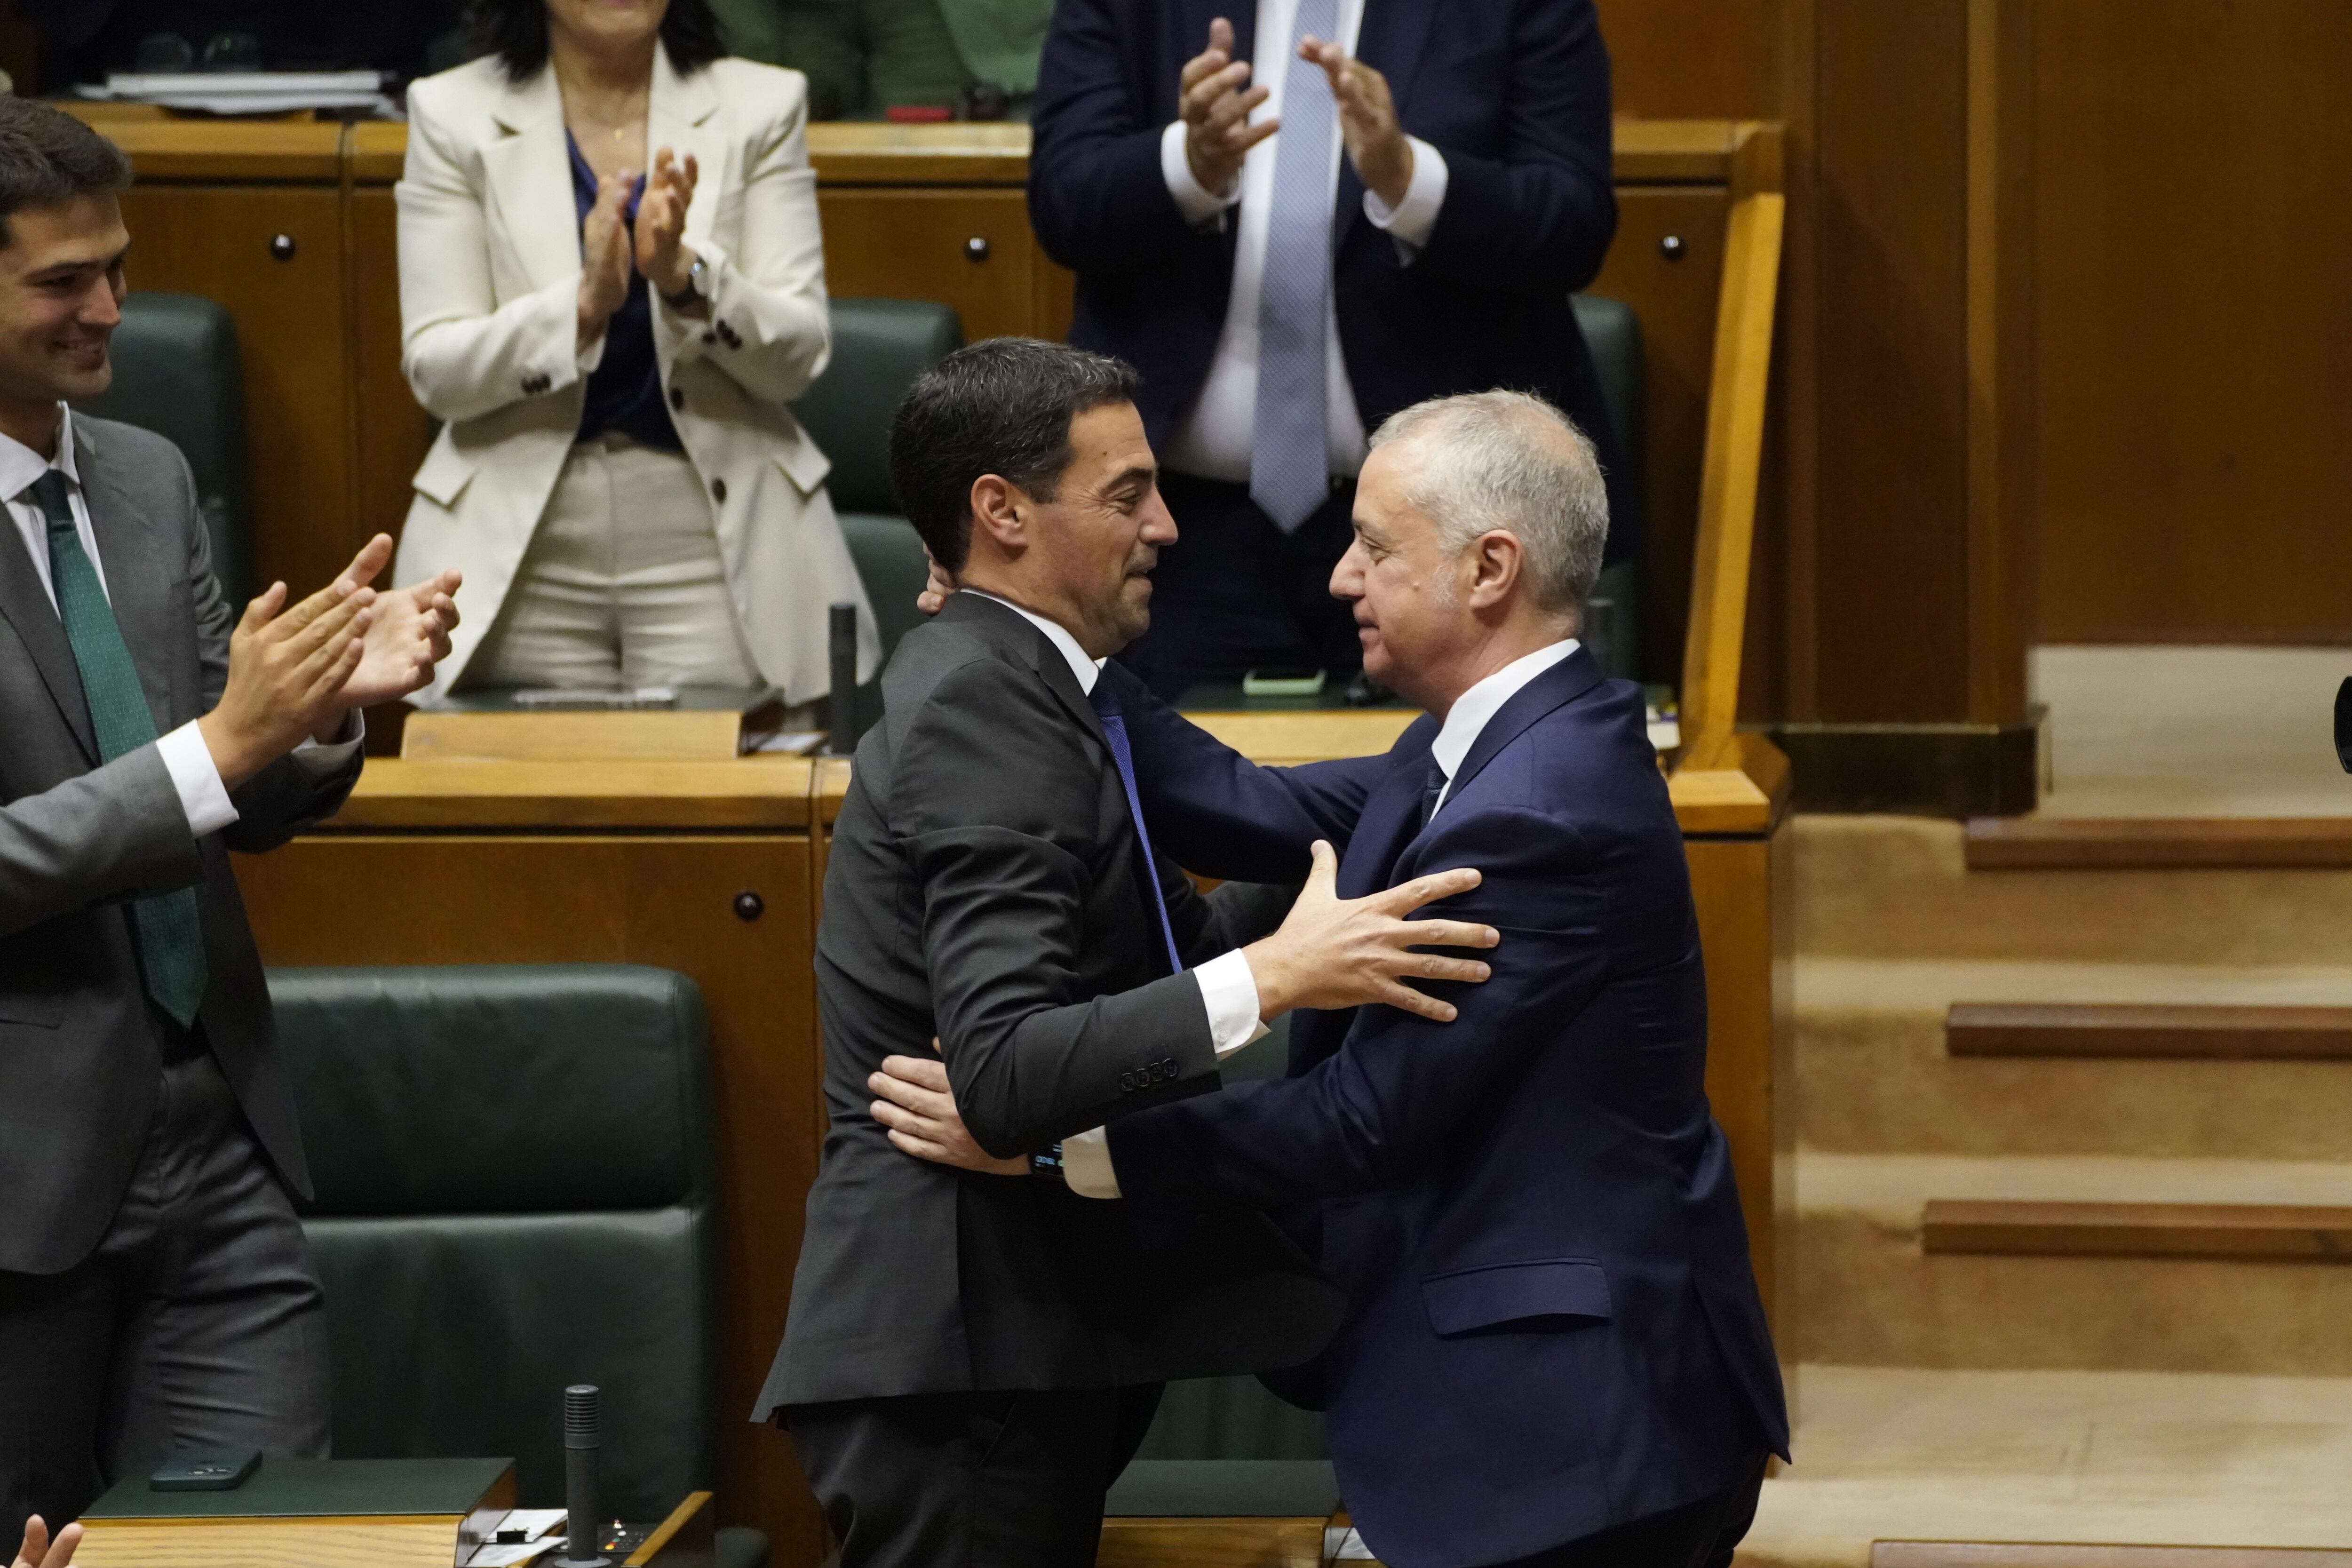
[1430,638,1581,782]
[0,404,77,505]
[966,589,1104,695]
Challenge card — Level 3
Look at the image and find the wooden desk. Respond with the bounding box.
[64,108,1777,689]
[233,759,829,1566]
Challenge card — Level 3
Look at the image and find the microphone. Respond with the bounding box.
[551,1385,611,1568]
[827,602,858,756]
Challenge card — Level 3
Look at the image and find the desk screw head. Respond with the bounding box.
[965,236,992,263]
[733,891,764,922]
[1659,234,1686,261]
[269,234,297,261]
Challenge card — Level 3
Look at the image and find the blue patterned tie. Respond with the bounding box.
[1089,685,1185,976]
[29,470,208,1027]
[1250,0,1342,533]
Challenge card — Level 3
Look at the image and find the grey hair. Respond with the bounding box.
[1367,390,1609,614]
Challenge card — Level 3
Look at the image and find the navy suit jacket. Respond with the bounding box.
[1028,0,1639,564]
[1098,652,1789,1568]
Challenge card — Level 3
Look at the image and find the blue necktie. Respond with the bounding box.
[1089,685,1185,976]
[1250,0,1342,533]
[27,470,208,1027]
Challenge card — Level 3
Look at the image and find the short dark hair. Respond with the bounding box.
[887,339,1143,574]
[465,0,729,81]
[0,99,132,250]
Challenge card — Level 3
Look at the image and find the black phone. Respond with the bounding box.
[150,1446,261,1492]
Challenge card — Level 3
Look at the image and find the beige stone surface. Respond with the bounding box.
[1743,1366,2352,1567]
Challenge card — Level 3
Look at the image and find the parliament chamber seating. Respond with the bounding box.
[83,291,254,604]
[270,964,770,1568]
[1570,293,1645,679]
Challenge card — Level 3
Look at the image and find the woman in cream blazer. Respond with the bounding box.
[392,0,878,705]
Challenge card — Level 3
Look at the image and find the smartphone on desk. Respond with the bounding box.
[150,1445,260,1491]
[1242,666,1328,698]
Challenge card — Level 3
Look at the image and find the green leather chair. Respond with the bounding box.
[83,292,254,605]
[1572,293,1646,681]
[795,297,964,739]
[270,965,766,1568]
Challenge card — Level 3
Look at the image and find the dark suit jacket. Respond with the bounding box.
[1028,0,1638,562]
[0,416,360,1277]
[761,591,1343,1411]
[1099,651,1789,1568]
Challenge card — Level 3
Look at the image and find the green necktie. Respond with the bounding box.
[28,469,207,1027]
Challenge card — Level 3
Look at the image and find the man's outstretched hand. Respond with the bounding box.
[1245,842,1496,1021]
[13,1515,79,1568]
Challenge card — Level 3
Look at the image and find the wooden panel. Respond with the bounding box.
[316,758,815,830]
[74,114,344,181]
[1600,0,1787,121]
[1095,1517,1327,1568]
[1590,186,1728,683]
[234,836,826,1567]
[348,186,433,558]
[818,188,1039,342]
[74,1515,462,1568]
[1811,0,1971,723]
[630,1491,715,1565]
[1948,1004,2352,1061]
[1922,1200,2352,1261]
[1878,1547,2352,1568]
[2033,0,2352,644]
[118,183,358,602]
[1963,816,2352,870]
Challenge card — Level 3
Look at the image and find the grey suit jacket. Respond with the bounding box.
[762,591,1343,1410]
[0,415,360,1276]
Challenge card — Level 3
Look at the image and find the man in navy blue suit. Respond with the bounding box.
[1028,0,1632,701]
[878,390,1787,1568]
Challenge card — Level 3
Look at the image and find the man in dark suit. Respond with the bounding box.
[1028,0,1629,699]
[758,337,1501,1568]
[881,390,1788,1568]
[0,98,461,1545]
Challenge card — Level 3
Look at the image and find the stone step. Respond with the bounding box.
[1965,818,2352,872]
[1796,1155,2352,1373]
[1922,1200,2352,1261]
[1796,818,2352,967]
[1743,1365,2352,1568]
[1877,1547,2352,1568]
[1947,1004,2352,1060]
[1796,961,2352,1161]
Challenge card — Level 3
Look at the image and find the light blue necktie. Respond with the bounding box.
[1250,0,1342,533]
[28,470,208,1027]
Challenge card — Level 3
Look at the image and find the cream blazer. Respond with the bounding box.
[391,50,880,703]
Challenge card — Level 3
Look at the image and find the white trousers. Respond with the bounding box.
[467,434,763,690]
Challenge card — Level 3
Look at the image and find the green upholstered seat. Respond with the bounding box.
[271,965,766,1568]
[83,292,254,605]
[795,298,964,738]
[1571,292,1646,680]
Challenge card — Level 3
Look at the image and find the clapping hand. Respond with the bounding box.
[13,1515,80,1568]
[577,169,635,343]
[638,148,702,311]
[1180,17,1278,196]
[1297,35,1412,210]
[334,536,462,711]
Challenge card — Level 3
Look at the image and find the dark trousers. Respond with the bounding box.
[1500,1453,1770,1568]
[1116,470,1362,703]
[785,1384,1164,1568]
[0,1036,331,1543]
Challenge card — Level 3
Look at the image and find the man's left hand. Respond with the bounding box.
[1299,37,1412,211]
[13,1515,80,1568]
[332,536,462,714]
[871,1041,1026,1175]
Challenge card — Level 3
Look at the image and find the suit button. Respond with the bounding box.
[669,387,685,411]
[1120,1071,1136,1093]
[710,478,727,504]
[702,330,717,346]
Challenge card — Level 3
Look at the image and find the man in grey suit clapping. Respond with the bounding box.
[0,97,463,1545]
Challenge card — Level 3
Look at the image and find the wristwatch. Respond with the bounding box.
[1029,1142,1065,1182]
[663,256,708,310]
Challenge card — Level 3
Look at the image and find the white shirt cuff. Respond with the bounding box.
[1195,948,1271,1058]
[1162,120,1241,226]
[1063,1125,1120,1198]
[1364,136,1449,254]
[577,326,609,375]
[292,709,366,768]
[157,721,238,838]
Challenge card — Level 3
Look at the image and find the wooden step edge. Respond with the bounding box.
[1964,816,2352,870]
[1876,1544,2352,1567]
[1922,1200,2352,1261]
[1947,1003,2352,1060]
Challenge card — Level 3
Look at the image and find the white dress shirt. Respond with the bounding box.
[1,405,360,838]
[1156,0,1451,483]
[1065,636,1582,1199]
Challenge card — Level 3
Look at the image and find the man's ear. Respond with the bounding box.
[969,474,1025,553]
[1465,530,1524,610]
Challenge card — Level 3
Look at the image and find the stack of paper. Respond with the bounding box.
[88,70,395,117]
